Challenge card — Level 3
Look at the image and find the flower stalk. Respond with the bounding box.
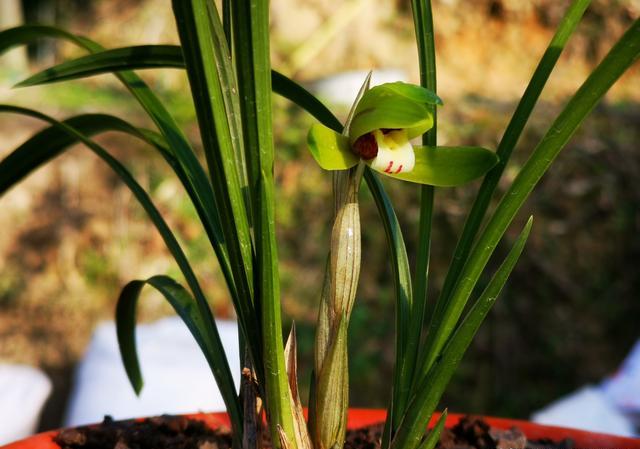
[312,163,364,449]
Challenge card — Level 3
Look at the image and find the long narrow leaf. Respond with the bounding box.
[229,0,296,444]
[116,275,231,397]
[0,105,243,433]
[389,0,437,439]
[417,17,640,385]
[392,217,533,449]
[0,112,238,303]
[8,42,343,135]
[417,410,447,449]
[271,71,343,133]
[172,3,260,392]
[364,167,412,433]
[14,45,184,87]
[0,25,261,369]
[432,0,592,370]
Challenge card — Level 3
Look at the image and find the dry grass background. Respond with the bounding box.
[0,0,638,431]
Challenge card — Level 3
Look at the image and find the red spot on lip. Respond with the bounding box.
[394,164,403,174]
[384,161,394,173]
[353,133,378,159]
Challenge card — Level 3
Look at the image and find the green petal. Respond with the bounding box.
[382,145,499,187]
[349,98,433,142]
[307,123,359,170]
[377,82,443,106]
[349,82,438,142]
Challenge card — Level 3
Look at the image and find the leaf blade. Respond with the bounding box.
[392,217,533,449]
[433,0,593,363]
[14,45,185,87]
[0,105,243,433]
[417,15,640,390]
[116,275,235,401]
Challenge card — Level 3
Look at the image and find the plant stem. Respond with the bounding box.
[313,163,363,449]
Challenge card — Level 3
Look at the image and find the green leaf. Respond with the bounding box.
[417,410,447,449]
[0,25,95,53]
[0,113,147,193]
[391,217,533,449]
[403,2,439,440]
[116,275,232,398]
[172,2,261,397]
[0,27,261,371]
[14,45,184,87]
[416,16,640,394]
[0,112,239,304]
[228,0,297,445]
[272,71,344,133]
[387,146,498,187]
[364,168,413,434]
[6,43,343,140]
[350,92,433,142]
[435,0,592,341]
[307,124,358,170]
[0,105,243,429]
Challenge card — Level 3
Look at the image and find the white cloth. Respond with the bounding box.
[531,385,636,437]
[601,339,640,423]
[64,317,240,427]
[532,339,640,437]
[309,69,408,106]
[0,364,52,445]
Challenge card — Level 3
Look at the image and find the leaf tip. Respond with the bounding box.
[133,378,144,396]
[12,80,29,89]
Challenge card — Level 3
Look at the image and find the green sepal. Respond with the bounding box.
[383,146,498,187]
[307,123,359,171]
[349,82,439,142]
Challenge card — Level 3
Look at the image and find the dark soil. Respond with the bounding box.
[54,415,573,449]
[55,416,232,449]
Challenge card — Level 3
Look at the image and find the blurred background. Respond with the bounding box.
[0,0,639,433]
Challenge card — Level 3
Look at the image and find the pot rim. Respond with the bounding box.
[2,409,638,449]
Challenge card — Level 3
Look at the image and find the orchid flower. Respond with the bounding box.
[307,82,499,186]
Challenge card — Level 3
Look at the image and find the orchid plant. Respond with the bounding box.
[0,1,638,449]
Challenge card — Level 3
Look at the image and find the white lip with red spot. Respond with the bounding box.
[368,129,415,174]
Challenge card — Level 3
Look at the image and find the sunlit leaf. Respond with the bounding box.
[417,410,447,449]
[436,0,592,327]
[14,45,183,88]
[391,217,533,449]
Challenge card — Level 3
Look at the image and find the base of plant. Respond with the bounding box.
[2,410,639,449]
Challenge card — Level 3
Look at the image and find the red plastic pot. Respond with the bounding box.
[2,409,638,449]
